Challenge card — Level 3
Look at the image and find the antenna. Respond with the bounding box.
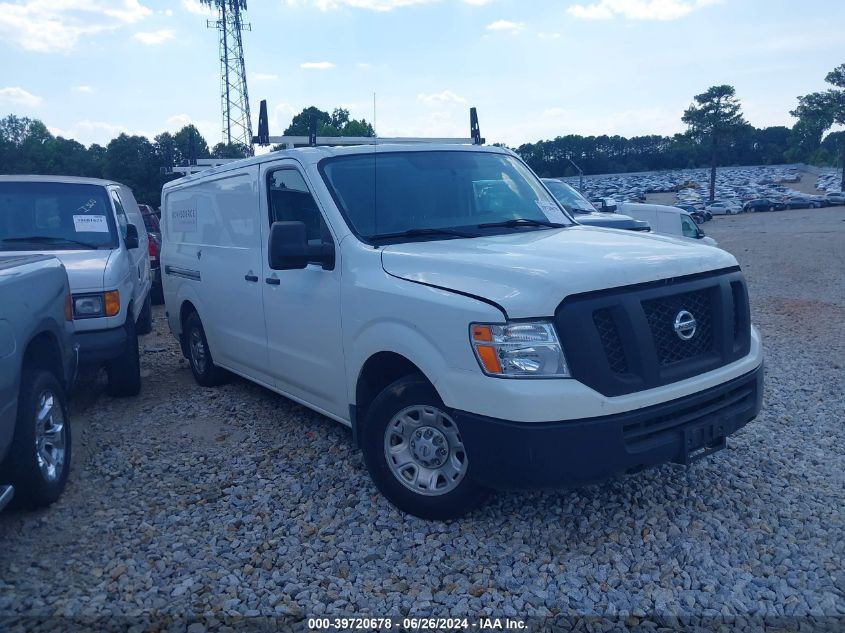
[202,0,254,155]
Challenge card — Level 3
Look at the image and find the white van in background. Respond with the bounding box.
[0,176,152,397]
[619,203,717,246]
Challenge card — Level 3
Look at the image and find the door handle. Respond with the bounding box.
[265,277,280,286]
[244,274,259,282]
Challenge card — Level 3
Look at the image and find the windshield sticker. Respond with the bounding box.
[172,208,198,233]
[536,200,567,223]
[73,214,109,233]
[77,199,99,214]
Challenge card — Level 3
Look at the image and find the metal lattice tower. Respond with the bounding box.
[202,0,253,154]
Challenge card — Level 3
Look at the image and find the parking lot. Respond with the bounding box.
[1,208,843,623]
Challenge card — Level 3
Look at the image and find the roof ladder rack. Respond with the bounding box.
[252,100,485,149]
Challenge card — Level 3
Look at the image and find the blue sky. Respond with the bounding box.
[1,0,843,148]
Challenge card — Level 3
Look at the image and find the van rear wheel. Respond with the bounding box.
[361,374,489,520]
[184,312,229,387]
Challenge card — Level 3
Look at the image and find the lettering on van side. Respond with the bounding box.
[172,208,198,232]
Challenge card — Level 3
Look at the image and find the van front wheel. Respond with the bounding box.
[361,375,489,520]
[106,317,141,397]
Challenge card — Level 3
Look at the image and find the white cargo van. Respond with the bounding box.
[0,176,152,397]
[618,202,717,245]
[161,145,763,519]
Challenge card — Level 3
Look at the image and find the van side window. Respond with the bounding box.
[681,215,699,238]
[267,169,327,246]
[111,191,129,239]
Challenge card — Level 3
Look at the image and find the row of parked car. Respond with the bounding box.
[1,146,767,519]
[564,165,845,221]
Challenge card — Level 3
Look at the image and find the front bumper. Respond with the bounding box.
[76,326,127,365]
[455,363,763,490]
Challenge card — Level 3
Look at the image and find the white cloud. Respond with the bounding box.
[0,86,42,107]
[270,102,297,133]
[73,85,95,93]
[285,0,489,11]
[566,0,720,21]
[0,1,153,53]
[486,19,525,33]
[253,73,279,81]
[104,0,152,23]
[286,0,435,11]
[166,114,194,128]
[134,29,175,45]
[417,90,467,106]
[48,120,128,145]
[164,114,217,142]
[182,0,214,15]
[300,61,336,70]
[543,107,567,117]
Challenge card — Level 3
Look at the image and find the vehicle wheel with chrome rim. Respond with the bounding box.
[184,311,229,387]
[362,374,489,520]
[0,369,71,508]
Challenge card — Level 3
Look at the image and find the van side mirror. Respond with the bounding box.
[124,223,139,249]
[268,221,335,271]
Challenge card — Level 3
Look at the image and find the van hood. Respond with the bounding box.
[1,249,112,292]
[380,226,737,318]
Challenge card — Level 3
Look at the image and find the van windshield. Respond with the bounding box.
[319,151,573,241]
[0,182,117,250]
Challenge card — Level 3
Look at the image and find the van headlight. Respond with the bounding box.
[470,321,570,378]
[73,291,120,318]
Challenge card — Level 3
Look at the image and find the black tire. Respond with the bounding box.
[184,311,229,387]
[137,293,153,335]
[151,282,164,306]
[106,317,141,397]
[361,374,489,520]
[0,369,71,509]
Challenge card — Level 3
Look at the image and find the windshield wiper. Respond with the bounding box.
[1,236,100,249]
[477,218,566,229]
[369,227,477,241]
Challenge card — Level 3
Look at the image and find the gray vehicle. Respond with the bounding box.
[0,255,77,510]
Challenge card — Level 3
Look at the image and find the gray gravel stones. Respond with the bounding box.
[0,207,843,622]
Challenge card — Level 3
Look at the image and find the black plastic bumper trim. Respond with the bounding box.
[453,363,763,490]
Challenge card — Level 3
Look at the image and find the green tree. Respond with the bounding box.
[792,63,845,190]
[283,106,374,139]
[211,141,250,158]
[103,134,159,204]
[682,85,746,202]
[172,124,210,164]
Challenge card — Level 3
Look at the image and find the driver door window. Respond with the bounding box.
[267,169,328,249]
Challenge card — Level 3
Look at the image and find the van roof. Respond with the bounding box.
[0,175,122,187]
[162,143,511,191]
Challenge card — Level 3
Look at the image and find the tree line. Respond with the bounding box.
[1,65,842,206]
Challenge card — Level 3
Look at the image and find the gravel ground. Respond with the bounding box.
[1,207,843,627]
